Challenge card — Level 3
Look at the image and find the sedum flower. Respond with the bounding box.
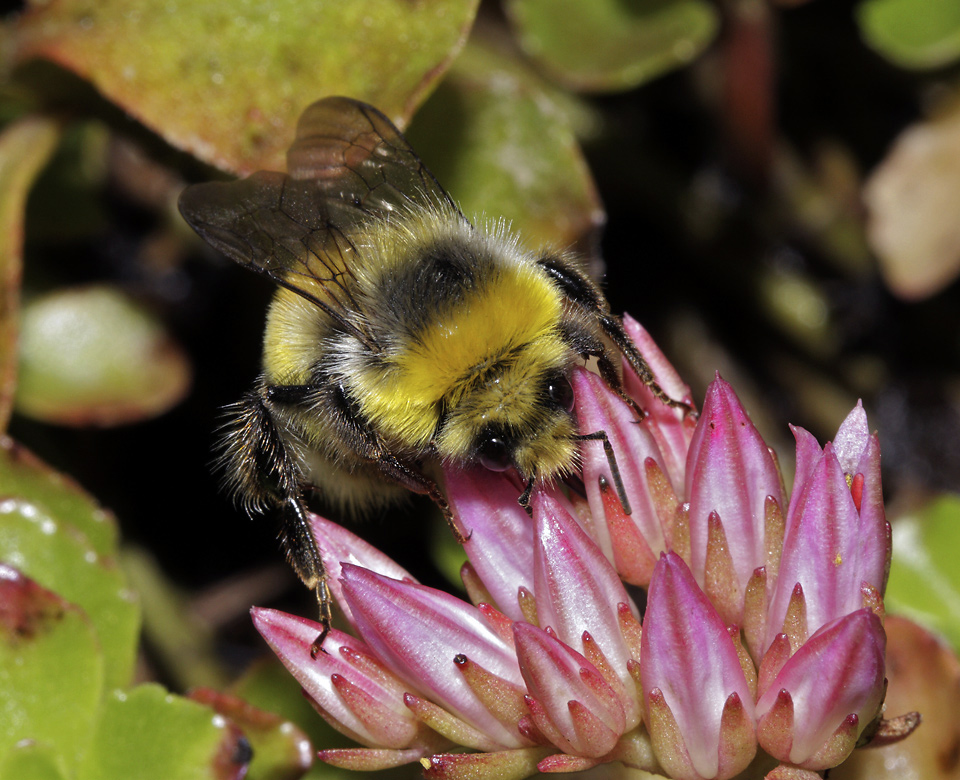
[253,316,901,780]
[640,551,757,780]
[252,610,441,768]
[762,404,888,655]
[754,609,886,770]
[684,375,785,627]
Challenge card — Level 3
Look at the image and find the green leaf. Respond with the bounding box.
[0,566,103,775]
[0,495,140,689]
[15,285,192,427]
[119,546,229,692]
[505,0,718,92]
[14,0,480,174]
[0,437,118,556]
[0,742,70,780]
[77,684,251,780]
[0,116,62,432]
[857,0,960,70]
[886,494,960,650]
[407,39,604,259]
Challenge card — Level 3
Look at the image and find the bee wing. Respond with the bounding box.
[178,97,460,348]
[287,96,458,219]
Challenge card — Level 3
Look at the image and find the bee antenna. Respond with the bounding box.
[572,431,632,515]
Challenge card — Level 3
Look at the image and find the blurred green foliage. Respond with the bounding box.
[886,495,960,650]
[857,0,960,69]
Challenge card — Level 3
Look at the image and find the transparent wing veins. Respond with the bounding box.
[178,97,465,354]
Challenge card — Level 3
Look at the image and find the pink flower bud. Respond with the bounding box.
[641,552,756,779]
[756,610,886,769]
[685,375,784,624]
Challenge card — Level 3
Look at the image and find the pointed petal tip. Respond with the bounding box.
[717,691,757,777]
[833,402,872,475]
[757,687,795,762]
[250,605,325,651]
[309,512,415,583]
[620,313,690,393]
[685,376,783,604]
[445,467,535,623]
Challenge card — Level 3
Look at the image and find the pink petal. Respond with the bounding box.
[445,467,535,621]
[756,609,885,767]
[832,404,889,595]
[621,313,696,488]
[573,367,671,562]
[832,402,869,476]
[788,425,823,503]
[251,608,418,748]
[785,407,889,606]
[768,440,883,649]
[854,431,891,596]
[339,564,527,748]
[514,621,625,757]
[685,375,784,607]
[308,513,417,628]
[641,552,755,780]
[531,490,639,724]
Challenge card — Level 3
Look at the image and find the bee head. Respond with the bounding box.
[438,368,580,483]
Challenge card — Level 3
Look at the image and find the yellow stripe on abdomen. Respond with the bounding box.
[355,262,564,447]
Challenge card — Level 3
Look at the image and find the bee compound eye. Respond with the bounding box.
[478,435,512,472]
[547,373,575,412]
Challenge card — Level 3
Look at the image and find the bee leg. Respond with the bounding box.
[277,495,332,657]
[374,451,470,543]
[573,430,632,514]
[595,352,647,420]
[596,313,694,415]
[229,387,333,650]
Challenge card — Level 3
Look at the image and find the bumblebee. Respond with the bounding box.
[179,97,685,636]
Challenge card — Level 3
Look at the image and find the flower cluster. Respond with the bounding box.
[253,316,892,780]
